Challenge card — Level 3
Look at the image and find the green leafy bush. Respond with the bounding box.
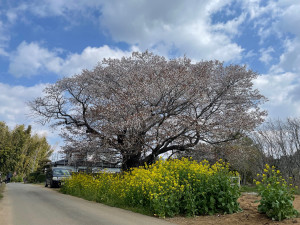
[255,164,299,221]
[27,172,39,183]
[26,172,46,183]
[62,158,241,217]
[36,174,46,183]
[11,175,23,182]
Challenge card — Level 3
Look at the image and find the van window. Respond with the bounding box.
[53,169,70,176]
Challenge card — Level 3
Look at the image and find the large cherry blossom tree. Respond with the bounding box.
[29,52,267,170]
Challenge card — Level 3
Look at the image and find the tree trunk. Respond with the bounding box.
[121,151,142,171]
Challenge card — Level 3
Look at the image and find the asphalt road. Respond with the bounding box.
[0,183,176,225]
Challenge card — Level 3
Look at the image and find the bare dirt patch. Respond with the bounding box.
[165,193,300,225]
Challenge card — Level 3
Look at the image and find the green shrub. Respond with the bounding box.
[11,175,23,182]
[62,158,241,217]
[26,172,46,183]
[36,174,46,183]
[255,164,299,221]
[27,172,38,183]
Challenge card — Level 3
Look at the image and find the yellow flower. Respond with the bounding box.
[265,164,269,168]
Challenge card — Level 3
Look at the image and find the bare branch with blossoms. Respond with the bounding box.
[29,51,267,170]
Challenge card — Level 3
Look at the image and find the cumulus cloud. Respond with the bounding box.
[60,45,138,77]
[259,47,274,65]
[9,41,62,77]
[257,2,300,75]
[15,0,243,61]
[270,39,300,73]
[4,0,300,65]
[8,42,137,77]
[0,82,46,126]
[254,72,300,118]
[268,2,300,74]
[99,0,243,61]
[277,2,300,37]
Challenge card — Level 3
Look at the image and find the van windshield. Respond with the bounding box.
[53,169,70,176]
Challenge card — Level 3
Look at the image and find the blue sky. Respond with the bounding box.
[0,0,300,156]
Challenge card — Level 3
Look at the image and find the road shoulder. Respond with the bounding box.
[0,184,13,225]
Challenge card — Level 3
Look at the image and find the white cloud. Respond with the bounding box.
[212,13,246,37]
[253,72,300,118]
[28,0,102,18]
[0,20,10,56]
[9,41,62,77]
[248,1,300,72]
[270,39,300,73]
[266,2,300,74]
[264,0,300,73]
[60,45,137,77]
[259,47,274,64]
[4,0,257,62]
[277,2,300,37]
[9,42,137,77]
[0,83,47,126]
[99,0,243,61]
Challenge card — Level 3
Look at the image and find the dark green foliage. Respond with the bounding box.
[27,171,46,183]
[36,174,46,183]
[27,172,38,183]
[11,175,23,182]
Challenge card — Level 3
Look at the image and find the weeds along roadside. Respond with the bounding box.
[0,183,5,199]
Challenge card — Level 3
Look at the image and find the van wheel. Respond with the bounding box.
[45,182,48,187]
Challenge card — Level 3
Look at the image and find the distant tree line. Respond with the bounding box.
[253,118,300,185]
[0,122,53,179]
[178,118,300,186]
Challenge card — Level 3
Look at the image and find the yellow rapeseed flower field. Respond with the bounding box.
[61,158,241,218]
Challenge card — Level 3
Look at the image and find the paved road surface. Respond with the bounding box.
[0,183,176,225]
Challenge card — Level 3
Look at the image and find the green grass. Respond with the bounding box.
[106,202,153,216]
[240,185,258,193]
[60,188,153,216]
[0,183,5,199]
[294,188,300,195]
